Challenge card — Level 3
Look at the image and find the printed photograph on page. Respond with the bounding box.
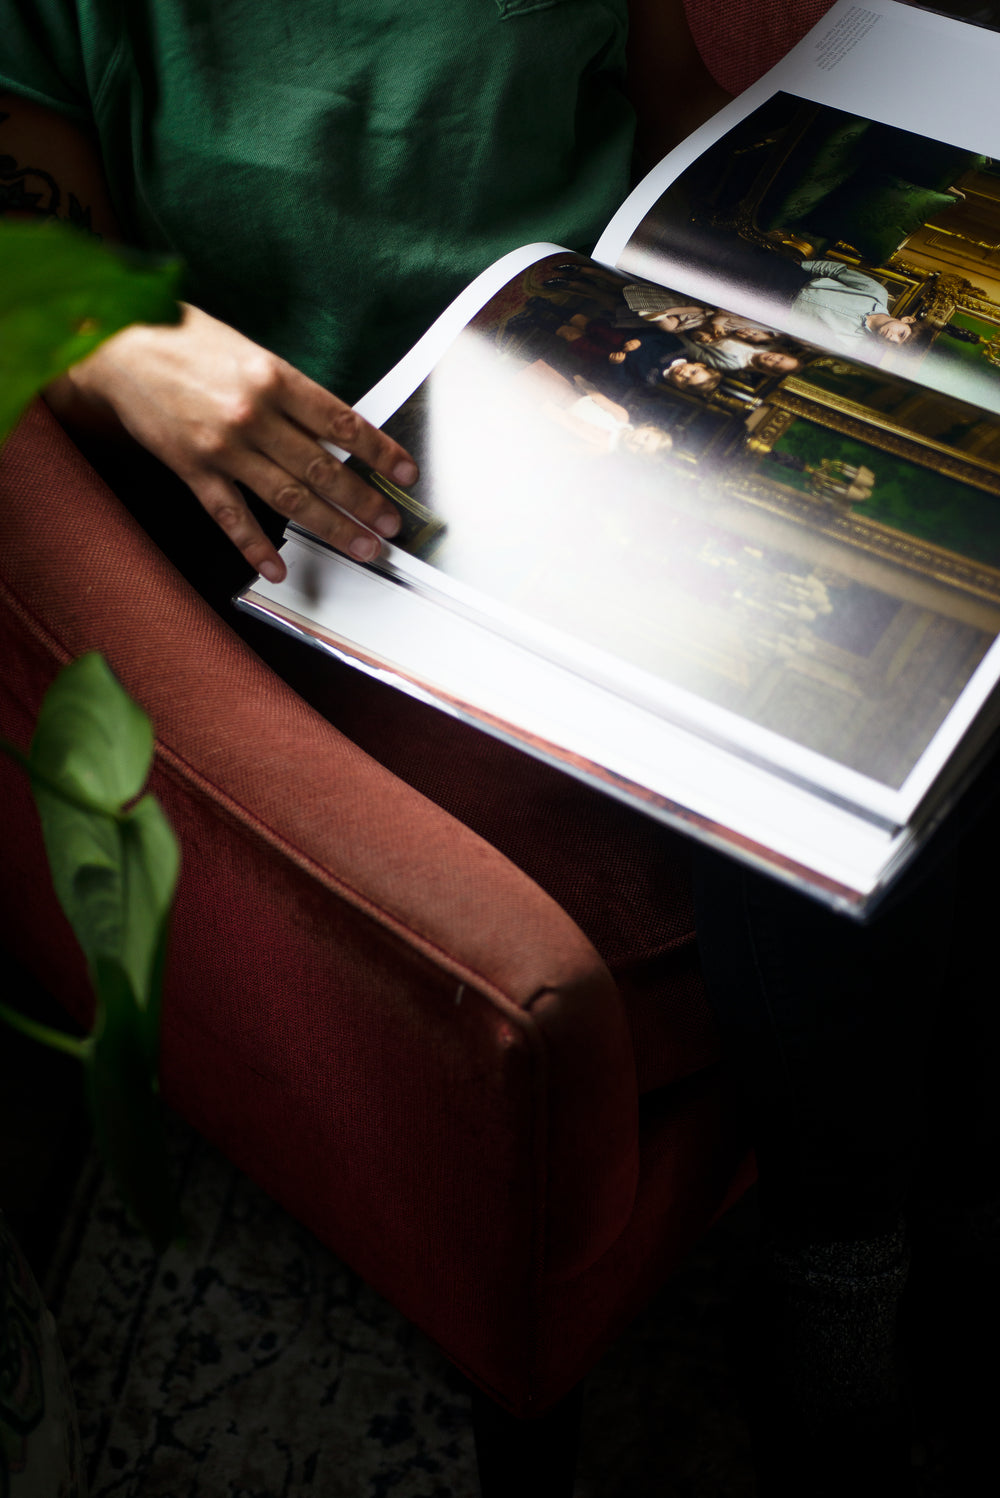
[617,93,1000,417]
[372,251,1000,791]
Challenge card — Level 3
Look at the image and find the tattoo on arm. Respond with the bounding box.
[0,110,99,236]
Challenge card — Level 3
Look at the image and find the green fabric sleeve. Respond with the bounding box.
[0,0,94,119]
[1,0,635,399]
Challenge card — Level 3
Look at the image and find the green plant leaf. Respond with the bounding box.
[118,794,180,1055]
[31,787,180,1021]
[21,656,182,1248]
[0,218,181,443]
[32,783,124,966]
[31,652,154,812]
[86,954,177,1252]
[30,660,180,1006]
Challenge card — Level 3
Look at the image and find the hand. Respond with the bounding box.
[46,304,417,582]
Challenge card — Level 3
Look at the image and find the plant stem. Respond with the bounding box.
[0,998,91,1059]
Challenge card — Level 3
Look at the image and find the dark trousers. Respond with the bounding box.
[692,785,1000,1246]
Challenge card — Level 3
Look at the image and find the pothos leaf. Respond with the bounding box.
[31,652,154,813]
[15,655,182,1247]
[0,218,181,443]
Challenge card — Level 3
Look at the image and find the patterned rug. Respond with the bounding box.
[43,1113,760,1498]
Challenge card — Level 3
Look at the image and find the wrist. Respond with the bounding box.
[43,350,125,439]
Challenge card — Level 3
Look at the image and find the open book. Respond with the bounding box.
[237,0,1000,916]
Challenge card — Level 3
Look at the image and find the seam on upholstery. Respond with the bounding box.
[0,571,565,1019]
[153,739,560,1018]
[0,575,75,671]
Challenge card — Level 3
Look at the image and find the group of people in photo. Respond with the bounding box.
[495,259,813,464]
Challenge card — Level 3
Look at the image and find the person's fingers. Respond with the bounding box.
[233,450,389,562]
[188,472,286,581]
[61,307,417,573]
[248,410,402,539]
[277,364,417,485]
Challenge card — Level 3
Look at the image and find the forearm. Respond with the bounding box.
[0,90,119,239]
[2,90,128,435]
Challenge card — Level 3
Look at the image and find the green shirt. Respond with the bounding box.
[1,0,634,399]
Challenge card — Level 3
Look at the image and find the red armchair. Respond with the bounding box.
[0,401,753,1486]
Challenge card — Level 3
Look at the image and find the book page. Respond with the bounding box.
[309,245,1000,826]
[241,535,918,914]
[596,0,1000,419]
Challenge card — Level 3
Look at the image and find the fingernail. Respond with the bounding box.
[373,510,401,538]
[260,560,284,583]
[392,460,418,486]
[349,534,379,562]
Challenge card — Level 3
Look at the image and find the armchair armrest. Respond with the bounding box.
[0,406,639,1383]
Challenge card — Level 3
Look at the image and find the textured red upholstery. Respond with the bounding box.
[0,402,753,1413]
[270,648,722,1099]
[683,0,835,94]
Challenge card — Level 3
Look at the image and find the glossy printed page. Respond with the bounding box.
[239,527,917,914]
[599,1,1000,418]
[338,247,1000,818]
